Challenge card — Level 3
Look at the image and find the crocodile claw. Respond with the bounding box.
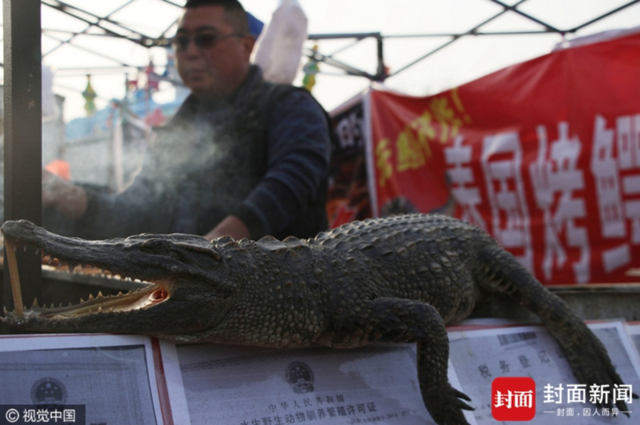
[452,388,472,402]
[424,384,474,425]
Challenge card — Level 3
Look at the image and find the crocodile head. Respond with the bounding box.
[1,220,243,338]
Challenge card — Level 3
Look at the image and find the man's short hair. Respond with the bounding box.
[184,0,250,35]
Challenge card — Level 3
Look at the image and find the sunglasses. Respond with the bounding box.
[171,33,244,50]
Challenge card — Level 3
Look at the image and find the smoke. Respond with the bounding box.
[110,110,259,237]
[42,93,265,240]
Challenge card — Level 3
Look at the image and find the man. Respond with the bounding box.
[43,0,330,241]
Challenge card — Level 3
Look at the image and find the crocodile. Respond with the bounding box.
[1,214,633,424]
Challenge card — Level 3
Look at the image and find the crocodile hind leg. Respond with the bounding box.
[476,243,635,413]
[331,298,474,425]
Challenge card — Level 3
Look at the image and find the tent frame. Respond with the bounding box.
[30,0,640,83]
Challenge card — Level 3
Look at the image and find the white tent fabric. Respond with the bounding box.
[252,0,308,84]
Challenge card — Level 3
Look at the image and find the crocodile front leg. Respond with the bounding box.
[326,298,474,425]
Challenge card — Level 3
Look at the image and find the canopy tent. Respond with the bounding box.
[1,0,638,122]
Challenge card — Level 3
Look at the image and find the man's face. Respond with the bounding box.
[174,6,255,98]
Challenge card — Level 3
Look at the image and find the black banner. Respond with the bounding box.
[327,98,371,227]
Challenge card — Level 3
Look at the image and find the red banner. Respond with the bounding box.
[368,32,640,285]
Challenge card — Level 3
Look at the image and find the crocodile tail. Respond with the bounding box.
[474,243,569,320]
[475,242,592,339]
[475,243,632,412]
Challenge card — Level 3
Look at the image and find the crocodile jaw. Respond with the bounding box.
[6,280,171,319]
[0,220,232,336]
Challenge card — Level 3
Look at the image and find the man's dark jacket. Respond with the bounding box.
[47,66,330,240]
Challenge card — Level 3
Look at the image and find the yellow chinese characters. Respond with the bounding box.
[376,138,393,187]
[397,124,432,172]
[374,88,472,185]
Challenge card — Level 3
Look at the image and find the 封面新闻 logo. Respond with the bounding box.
[492,377,536,421]
[286,361,315,394]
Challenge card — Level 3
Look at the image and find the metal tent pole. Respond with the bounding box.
[3,0,43,331]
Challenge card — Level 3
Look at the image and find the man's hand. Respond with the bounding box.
[42,170,88,219]
[204,215,250,241]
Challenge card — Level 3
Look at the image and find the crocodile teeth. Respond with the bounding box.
[3,307,8,315]
[32,298,38,307]
[98,291,103,298]
[88,294,94,300]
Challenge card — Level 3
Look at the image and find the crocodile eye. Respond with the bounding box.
[169,248,220,269]
[140,239,168,252]
[169,251,184,261]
